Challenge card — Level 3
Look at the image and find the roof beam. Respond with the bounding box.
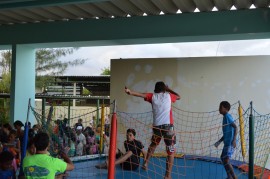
[0,93,110,99]
[0,8,270,47]
[0,0,110,10]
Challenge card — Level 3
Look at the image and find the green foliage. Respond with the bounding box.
[0,51,11,123]
[0,99,10,124]
[36,48,86,76]
[100,67,110,75]
[36,76,55,92]
[0,48,87,91]
[82,87,91,96]
[0,73,11,93]
[0,48,86,121]
[0,50,11,74]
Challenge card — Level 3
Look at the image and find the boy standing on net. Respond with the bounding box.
[125,81,180,179]
[215,101,238,179]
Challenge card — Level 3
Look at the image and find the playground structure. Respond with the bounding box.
[26,98,270,179]
[0,1,269,178]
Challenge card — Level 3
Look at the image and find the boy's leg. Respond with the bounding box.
[163,124,176,179]
[95,151,133,169]
[115,151,133,165]
[165,153,175,179]
[95,148,123,169]
[222,158,236,179]
[142,142,158,170]
[221,146,236,179]
[143,126,162,170]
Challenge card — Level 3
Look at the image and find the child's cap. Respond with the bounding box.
[127,128,136,136]
[76,126,83,130]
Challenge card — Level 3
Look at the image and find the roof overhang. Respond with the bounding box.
[0,0,269,48]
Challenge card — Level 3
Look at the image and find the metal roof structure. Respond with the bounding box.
[0,0,269,25]
[0,0,269,47]
[52,76,110,96]
[0,75,110,105]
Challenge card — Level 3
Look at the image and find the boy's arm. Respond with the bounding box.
[214,136,224,148]
[125,87,147,98]
[16,139,21,150]
[55,173,69,179]
[231,122,238,148]
[103,135,109,146]
[60,152,75,171]
[166,86,180,100]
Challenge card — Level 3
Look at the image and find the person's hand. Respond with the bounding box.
[232,140,236,148]
[214,141,221,148]
[64,147,70,154]
[59,150,68,159]
[165,84,169,91]
[55,173,69,179]
[125,86,131,95]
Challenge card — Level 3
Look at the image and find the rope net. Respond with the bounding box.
[250,110,270,178]
[29,101,270,179]
[29,102,112,178]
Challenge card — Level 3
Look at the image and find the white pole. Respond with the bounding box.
[73,82,76,107]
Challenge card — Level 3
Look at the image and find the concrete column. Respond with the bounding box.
[10,44,35,124]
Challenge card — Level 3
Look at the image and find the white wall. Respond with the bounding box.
[111,56,270,114]
[111,56,270,164]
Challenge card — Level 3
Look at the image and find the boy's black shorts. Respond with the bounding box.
[121,156,139,171]
[151,124,176,146]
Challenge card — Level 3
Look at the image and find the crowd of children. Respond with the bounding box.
[52,117,109,157]
[0,121,25,178]
[0,115,110,178]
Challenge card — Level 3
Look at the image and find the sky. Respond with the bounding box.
[60,39,270,76]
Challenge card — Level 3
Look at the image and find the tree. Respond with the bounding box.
[0,48,86,123]
[0,50,11,74]
[0,48,86,90]
[0,73,11,93]
[82,87,91,96]
[0,50,12,94]
[35,48,86,90]
[0,51,11,123]
[36,48,85,76]
[0,73,11,123]
[100,67,110,75]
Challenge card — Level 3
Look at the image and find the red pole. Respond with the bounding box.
[108,112,117,179]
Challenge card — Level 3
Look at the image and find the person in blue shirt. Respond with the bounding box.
[215,101,238,179]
